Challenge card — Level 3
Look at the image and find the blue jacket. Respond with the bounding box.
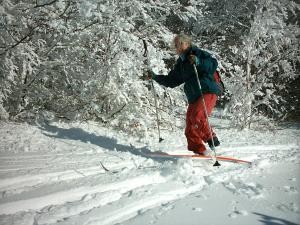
[153,46,220,103]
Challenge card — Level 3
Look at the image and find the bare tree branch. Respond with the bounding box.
[0,27,36,55]
[34,0,58,8]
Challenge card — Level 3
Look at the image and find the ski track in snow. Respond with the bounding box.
[0,121,299,225]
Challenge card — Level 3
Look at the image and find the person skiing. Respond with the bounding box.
[142,34,221,155]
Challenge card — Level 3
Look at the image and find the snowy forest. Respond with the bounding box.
[1,1,300,225]
[0,0,299,135]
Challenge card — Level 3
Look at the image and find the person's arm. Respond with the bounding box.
[152,63,185,88]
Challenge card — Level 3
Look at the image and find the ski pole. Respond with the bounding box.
[142,39,163,143]
[193,64,220,167]
[150,79,164,143]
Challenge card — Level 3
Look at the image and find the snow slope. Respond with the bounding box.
[0,117,299,225]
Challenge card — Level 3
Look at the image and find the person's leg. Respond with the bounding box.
[197,94,218,143]
[185,94,218,154]
[185,97,207,154]
[202,93,220,148]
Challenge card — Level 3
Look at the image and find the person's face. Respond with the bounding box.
[174,37,190,55]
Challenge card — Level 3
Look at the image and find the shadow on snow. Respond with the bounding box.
[253,212,299,225]
[38,123,176,163]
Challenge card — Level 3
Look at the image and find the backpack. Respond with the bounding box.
[213,70,225,96]
[189,47,225,96]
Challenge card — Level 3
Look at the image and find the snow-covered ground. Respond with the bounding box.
[0,115,299,225]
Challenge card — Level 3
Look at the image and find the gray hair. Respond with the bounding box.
[174,34,192,46]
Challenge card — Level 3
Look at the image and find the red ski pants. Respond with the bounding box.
[185,93,217,153]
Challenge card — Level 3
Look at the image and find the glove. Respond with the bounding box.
[140,69,156,80]
[188,54,200,65]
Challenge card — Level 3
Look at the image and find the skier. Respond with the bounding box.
[142,34,221,155]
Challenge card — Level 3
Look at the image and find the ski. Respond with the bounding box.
[148,152,252,165]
